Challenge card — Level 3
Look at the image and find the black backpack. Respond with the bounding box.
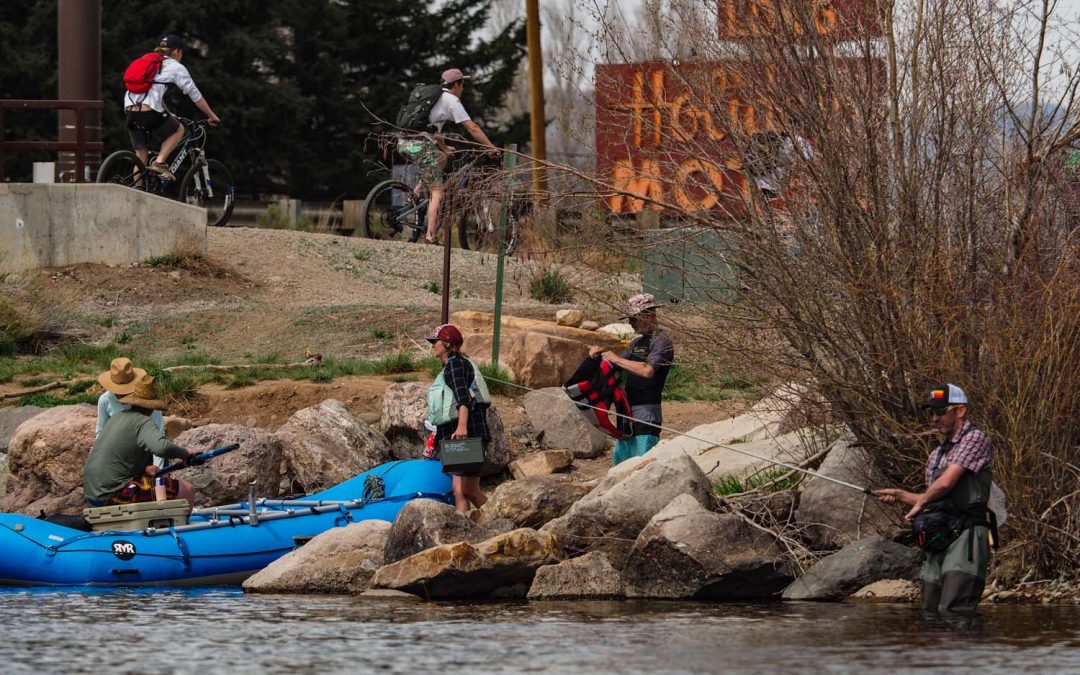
[395,83,444,131]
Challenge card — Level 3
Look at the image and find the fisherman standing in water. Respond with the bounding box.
[590,294,674,465]
[877,384,994,614]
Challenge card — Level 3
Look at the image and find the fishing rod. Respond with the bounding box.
[479,373,877,496]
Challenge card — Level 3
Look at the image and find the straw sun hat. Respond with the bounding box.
[117,374,168,411]
[97,357,147,396]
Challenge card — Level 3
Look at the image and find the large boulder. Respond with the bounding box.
[540,454,715,567]
[450,310,623,350]
[173,424,283,505]
[0,405,44,453]
[459,333,513,370]
[508,332,590,389]
[1,405,95,515]
[527,551,624,600]
[382,498,492,565]
[276,399,393,494]
[372,528,562,599]
[782,536,920,601]
[623,494,796,599]
[379,382,428,460]
[480,406,511,476]
[645,390,808,481]
[524,387,608,459]
[795,434,898,549]
[242,520,391,594]
[476,475,590,529]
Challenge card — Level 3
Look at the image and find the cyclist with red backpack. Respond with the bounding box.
[395,68,499,245]
[122,34,220,180]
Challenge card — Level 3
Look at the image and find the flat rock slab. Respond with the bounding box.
[373,528,562,599]
[509,449,573,479]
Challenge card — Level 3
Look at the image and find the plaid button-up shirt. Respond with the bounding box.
[925,420,992,487]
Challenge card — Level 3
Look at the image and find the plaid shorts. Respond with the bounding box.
[108,475,181,505]
[397,136,443,186]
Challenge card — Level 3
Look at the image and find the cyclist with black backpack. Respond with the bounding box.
[395,68,499,245]
[122,34,220,180]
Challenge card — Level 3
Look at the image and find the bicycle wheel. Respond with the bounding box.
[179,159,235,227]
[458,200,517,256]
[362,180,422,240]
[96,150,146,189]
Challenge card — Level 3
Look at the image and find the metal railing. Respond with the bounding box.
[0,99,104,182]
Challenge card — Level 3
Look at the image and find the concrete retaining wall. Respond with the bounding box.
[0,183,205,274]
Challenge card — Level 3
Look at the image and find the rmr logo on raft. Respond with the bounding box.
[112,541,137,560]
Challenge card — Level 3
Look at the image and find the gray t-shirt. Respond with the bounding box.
[83,410,188,501]
[620,329,675,431]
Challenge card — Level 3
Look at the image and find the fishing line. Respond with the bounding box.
[478,371,876,495]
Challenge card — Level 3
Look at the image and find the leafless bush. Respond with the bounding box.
[544,0,1079,580]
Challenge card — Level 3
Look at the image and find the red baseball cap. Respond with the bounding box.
[426,324,463,347]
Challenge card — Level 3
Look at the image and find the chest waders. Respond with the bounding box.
[917,427,997,613]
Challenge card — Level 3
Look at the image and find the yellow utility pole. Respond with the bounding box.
[525,0,548,203]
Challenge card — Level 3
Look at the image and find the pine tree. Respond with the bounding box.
[3,0,526,200]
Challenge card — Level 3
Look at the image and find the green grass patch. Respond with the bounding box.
[65,379,95,395]
[663,363,760,402]
[420,356,443,378]
[370,352,417,375]
[528,266,574,304]
[18,391,99,408]
[371,328,394,340]
[157,370,201,400]
[478,362,518,396]
[226,373,257,389]
[423,281,440,294]
[713,466,801,496]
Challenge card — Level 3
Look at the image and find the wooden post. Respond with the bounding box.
[343,199,364,235]
[525,0,548,204]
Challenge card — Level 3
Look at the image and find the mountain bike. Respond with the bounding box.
[361,150,522,256]
[97,117,235,227]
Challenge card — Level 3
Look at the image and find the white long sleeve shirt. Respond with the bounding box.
[122,56,203,112]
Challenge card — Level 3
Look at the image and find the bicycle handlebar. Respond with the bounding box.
[179,117,212,127]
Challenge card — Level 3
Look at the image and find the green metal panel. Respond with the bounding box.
[643,227,738,302]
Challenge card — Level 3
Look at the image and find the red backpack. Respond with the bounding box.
[123,53,165,94]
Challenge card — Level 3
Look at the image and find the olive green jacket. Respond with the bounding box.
[83,410,188,501]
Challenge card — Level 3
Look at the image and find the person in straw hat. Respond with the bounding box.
[589,293,675,465]
[84,374,199,507]
[96,357,166,468]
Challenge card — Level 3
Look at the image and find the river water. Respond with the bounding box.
[0,589,1077,674]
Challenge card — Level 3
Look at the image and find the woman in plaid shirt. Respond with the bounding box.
[425,324,490,513]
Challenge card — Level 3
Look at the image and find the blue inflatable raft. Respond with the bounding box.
[0,459,451,586]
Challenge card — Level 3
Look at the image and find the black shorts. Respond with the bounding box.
[126,110,180,151]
